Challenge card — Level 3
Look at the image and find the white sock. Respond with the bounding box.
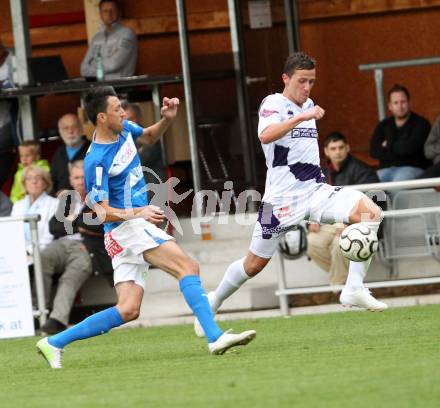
[211,258,250,312]
[343,221,380,292]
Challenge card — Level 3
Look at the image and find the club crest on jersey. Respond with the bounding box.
[260,109,278,118]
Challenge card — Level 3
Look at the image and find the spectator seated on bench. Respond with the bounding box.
[40,160,112,335]
[370,84,431,182]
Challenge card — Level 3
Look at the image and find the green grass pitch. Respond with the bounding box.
[1,304,440,408]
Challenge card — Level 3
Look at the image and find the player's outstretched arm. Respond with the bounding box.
[259,105,325,144]
[137,97,180,146]
[93,201,166,225]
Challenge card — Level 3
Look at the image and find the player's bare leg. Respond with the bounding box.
[115,282,144,322]
[144,241,256,354]
[340,196,388,311]
[37,281,144,369]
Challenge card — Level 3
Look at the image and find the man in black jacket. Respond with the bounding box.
[370,84,431,182]
[51,114,90,194]
[307,132,379,285]
[40,160,112,335]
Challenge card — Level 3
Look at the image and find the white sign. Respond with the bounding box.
[0,220,35,339]
[249,0,272,29]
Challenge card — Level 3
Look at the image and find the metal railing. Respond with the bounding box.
[0,214,47,327]
[359,56,440,120]
[276,178,440,315]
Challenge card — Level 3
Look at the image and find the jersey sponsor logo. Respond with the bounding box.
[290,128,318,139]
[104,232,123,258]
[119,138,135,164]
[260,109,278,118]
[109,136,137,176]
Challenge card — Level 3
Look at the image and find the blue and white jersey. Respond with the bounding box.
[84,120,146,232]
[258,93,324,205]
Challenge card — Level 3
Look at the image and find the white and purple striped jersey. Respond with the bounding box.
[84,120,146,233]
[258,93,324,205]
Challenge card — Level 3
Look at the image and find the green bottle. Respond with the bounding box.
[96,48,104,81]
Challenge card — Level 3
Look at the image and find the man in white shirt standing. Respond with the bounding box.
[195,53,388,336]
[80,0,137,80]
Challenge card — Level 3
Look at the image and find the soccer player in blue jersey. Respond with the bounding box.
[37,86,255,368]
[194,52,387,337]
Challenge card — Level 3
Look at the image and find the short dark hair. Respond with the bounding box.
[387,83,410,101]
[84,86,118,125]
[283,52,316,76]
[99,0,120,9]
[323,131,348,147]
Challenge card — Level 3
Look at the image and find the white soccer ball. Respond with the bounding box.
[339,223,378,262]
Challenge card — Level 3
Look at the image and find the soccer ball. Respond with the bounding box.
[339,223,378,262]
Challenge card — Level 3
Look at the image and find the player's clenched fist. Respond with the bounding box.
[161,97,180,120]
[303,105,325,121]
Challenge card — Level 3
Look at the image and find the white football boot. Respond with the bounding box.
[340,287,388,311]
[36,337,63,369]
[194,291,216,338]
[208,329,256,355]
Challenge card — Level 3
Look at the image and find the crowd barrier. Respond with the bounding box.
[276,178,440,316]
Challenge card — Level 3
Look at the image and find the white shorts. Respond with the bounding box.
[250,184,365,259]
[104,218,174,289]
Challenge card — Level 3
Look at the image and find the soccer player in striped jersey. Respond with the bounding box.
[37,86,255,368]
[195,52,387,336]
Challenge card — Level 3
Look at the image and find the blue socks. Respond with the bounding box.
[47,276,221,348]
[48,306,124,349]
[179,275,223,343]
